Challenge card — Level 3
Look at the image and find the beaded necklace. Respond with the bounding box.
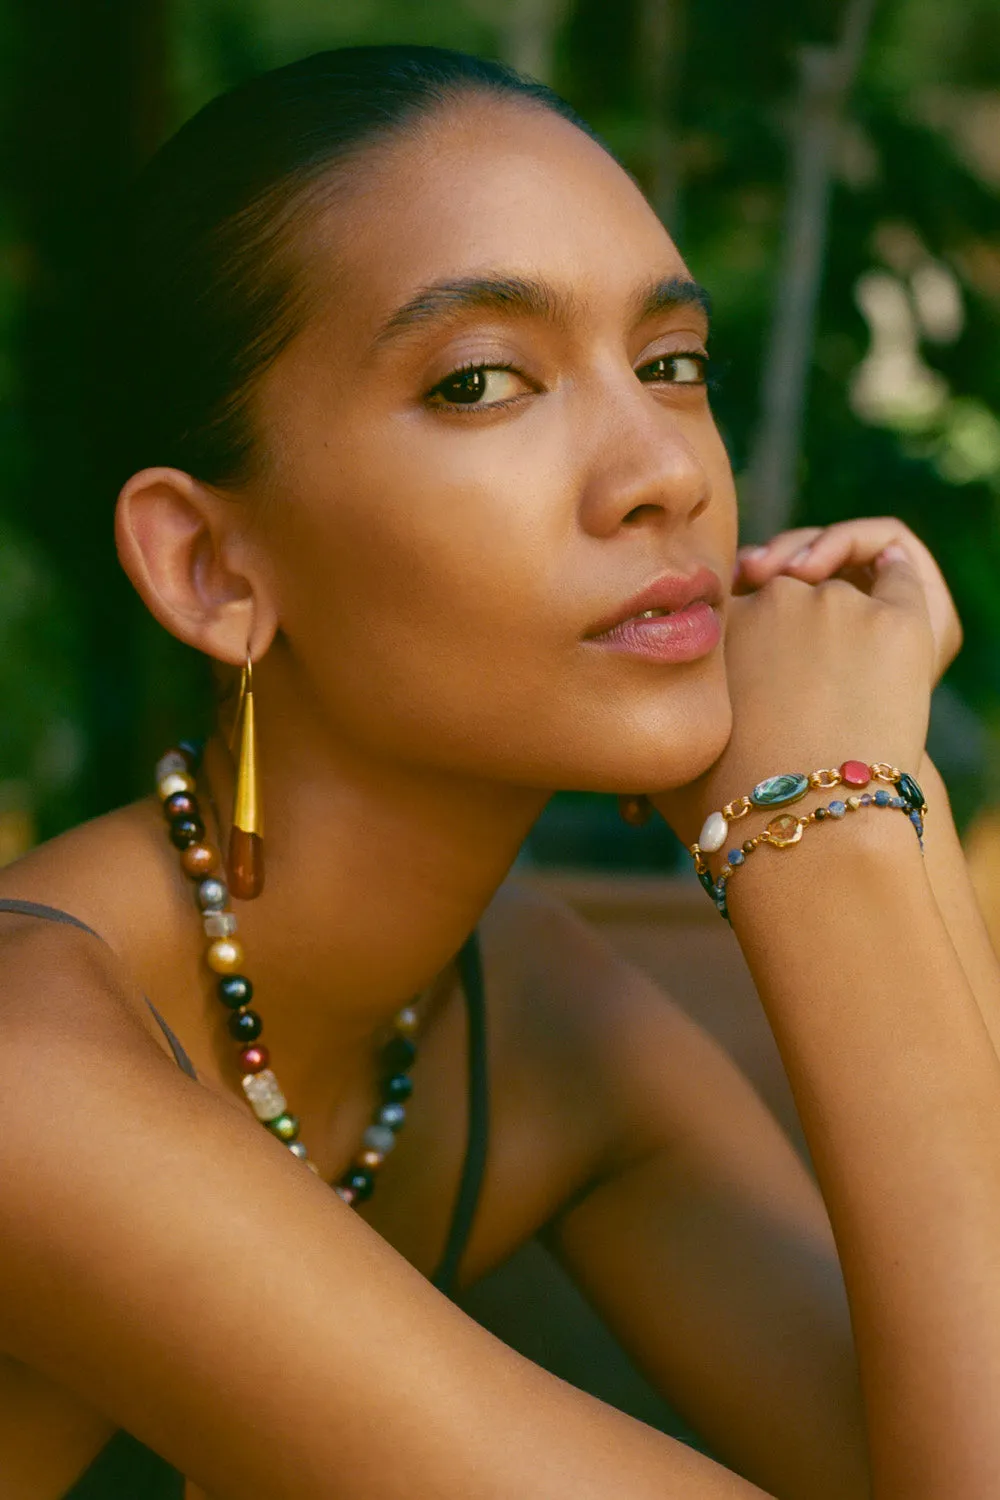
[155,740,418,1208]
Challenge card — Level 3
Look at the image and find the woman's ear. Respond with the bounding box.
[115,467,277,664]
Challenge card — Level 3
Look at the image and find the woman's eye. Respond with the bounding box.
[428,365,527,409]
[638,353,709,386]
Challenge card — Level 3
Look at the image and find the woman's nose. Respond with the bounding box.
[576,394,712,538]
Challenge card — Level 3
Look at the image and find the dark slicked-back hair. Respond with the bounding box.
[112,45,599,487]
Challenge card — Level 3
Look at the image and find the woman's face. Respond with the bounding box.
[247,96,737,794]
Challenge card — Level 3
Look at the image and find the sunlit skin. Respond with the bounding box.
[5,84,1000,1500]
[114,97,736,1120]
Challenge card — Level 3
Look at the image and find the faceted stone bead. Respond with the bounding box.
[828,801,847,818]
[874,789,891,806]
[897,773,925,811]
[197,877,228,911]
[814,807,828,820]
[840,760,872,787]
[382,1073,413,1103]
[344,1168,374,1202]
[288,1141,309,1161]
[242,1069,287,1122]
[239,1044,269,1073]
[846,796,861,811]
[170,817,204,849]
[207,937,245,974]
[267,1113,300,1143]
[697,811,728,854]
[204,911,238,939]
[382,1036,416,1074]
[889,796,905,809]
[155,751,188,783]
[697,868,716,897]
[727,849,745,866]
[766,814,803,846]
[860,795,873,806]
[163,790,197,821]
[158,771,195,801]
[750,773,809,808]
[394,1006,419,1037]
[719,864,732,879]
[228,1008,262,1042]
[219,974,252,1008]
[182,842,219,878]
[364,1124,397,1155]
[378,1102,407,1132]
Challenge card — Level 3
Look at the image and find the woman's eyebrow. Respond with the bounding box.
[371,272,711,349]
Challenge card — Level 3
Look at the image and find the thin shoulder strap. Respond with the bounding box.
[431,929,490,1297]
[0,898,198,1080]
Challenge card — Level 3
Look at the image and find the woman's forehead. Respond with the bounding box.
[308,97,687,339]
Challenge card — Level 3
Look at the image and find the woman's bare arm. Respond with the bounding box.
[728,804,1000,1498]
[0,916,768,1500]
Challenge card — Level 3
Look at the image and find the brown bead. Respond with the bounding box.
[359,1149,384,1170]
[181,841,219,878]
[228,828,264,900]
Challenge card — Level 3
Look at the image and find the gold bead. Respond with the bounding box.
[158,771,195,800]
[206,937,245,973]
[719,864,733,879]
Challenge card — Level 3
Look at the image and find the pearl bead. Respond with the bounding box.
[197,878,228,911]
[343,1168,374,1202]
[228,1009,262,1042]
[239,1044,269,1072]
[363,1124,397,1155]
[207,937,245,973]
[219,974,253,1008]
[382,1073,413,1103]
[182,842,219,877]
[697,811,728,854]
[828,800,847,818]
[359,1149,384,1170]
[288,1141,309,1161]
[169,817,204,849]
[335,1184,357,1205]
[163,791,197,821]
[158,771,195,800]
[378,1102,406,1132]
[394,1006,419,1037]
[267,1113,300,1143]
[382,1036,416,1073]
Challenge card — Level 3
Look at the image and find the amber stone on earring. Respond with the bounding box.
[229,828,264,900]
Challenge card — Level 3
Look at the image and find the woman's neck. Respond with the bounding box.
[197,727,546,1097]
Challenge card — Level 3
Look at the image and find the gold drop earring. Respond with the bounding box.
[227,650,264,899]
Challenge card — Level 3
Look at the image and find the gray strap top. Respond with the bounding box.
[0,897,489,1498]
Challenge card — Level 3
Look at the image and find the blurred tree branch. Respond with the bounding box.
[475,0,574,83]
[636,0,686,236]
[740,0,877,542]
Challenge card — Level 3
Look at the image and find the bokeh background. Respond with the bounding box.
[3,0,1000,1456]
[2,0,1000,888]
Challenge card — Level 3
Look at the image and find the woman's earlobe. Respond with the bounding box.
[114,465,275,665]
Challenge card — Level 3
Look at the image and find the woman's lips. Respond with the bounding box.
[587,599,722,662]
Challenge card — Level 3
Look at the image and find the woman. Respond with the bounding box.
[1,43,998,1500]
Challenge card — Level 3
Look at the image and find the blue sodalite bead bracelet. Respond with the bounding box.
[688,761,927,924]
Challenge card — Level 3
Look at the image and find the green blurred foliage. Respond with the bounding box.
[2,0,999,853]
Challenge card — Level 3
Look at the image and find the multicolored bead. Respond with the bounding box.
[267,1112,300,1143]
[751,773,809,808]
[828,800,847,818]
[239,1044,269,1073]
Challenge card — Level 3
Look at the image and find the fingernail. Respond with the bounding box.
[738,545,768,564]
[789,544,813,566]
[878,543,908,564]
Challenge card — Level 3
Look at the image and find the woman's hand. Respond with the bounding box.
[733,516,963,686]
[652,542,937,848]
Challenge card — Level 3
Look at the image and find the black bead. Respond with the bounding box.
[343,1168,375,1202]
[814,806,828,820]
[178,738,205,771]
[169,816,204,848]
[218,974,253,1009]
[381,1036,417,1074]
[228,1008,262,1042]
[897,772,925,812]
[383,1072,414,1103]
[163,791,197,821]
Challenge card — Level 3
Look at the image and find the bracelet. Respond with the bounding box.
[689,762,927,923]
